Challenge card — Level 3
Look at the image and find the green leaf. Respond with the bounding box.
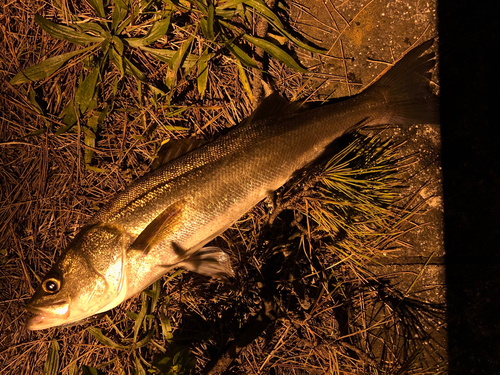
[206,1,215,40]
[242,33,308,73]
[165,35,194,88]
[125,15,171,47]
[124,57,148,82]
[223,36,258,69]
[136,46,198,70]
[135,329,154,348]
[152,346,195,374]
[26,128,47,137]
[112,0,129,32]
[35,14,104,46]
[150,279,161,312]
[87,0,105,18]
[55,123,74,135]
[58,101,78,130]
[10,45,95,84]
[74,67,100,115]
[87,327,129,349]
[84,105,108,166]
[241,0,325,54]
[190,0,208,15]
[28,88,44,114]
[197,49,211,99]
[110,48,125,77]
[84,126,96,164]
[86,165,107,173]
[160,309,174,342]
[43,339,59,375]
[143,16,171,46]
[78,22,111,38]
[236,60,253,102]
[133,353,146,375]
[134,294,149,342]
[112,36,125,56]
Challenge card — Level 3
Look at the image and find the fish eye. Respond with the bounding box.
[42,278,61,294]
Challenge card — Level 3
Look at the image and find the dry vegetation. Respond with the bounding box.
[1,0,445,374]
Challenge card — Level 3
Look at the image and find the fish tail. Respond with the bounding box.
[366,38,439,125]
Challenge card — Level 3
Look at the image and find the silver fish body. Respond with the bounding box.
[26,39,439,330]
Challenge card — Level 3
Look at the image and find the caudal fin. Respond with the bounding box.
[367,38,439,125]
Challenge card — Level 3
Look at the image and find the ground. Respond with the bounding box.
[0,0,445,373]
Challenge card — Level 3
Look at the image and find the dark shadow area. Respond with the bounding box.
[438,1,500,373]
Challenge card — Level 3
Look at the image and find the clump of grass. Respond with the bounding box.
[9,0,321,170]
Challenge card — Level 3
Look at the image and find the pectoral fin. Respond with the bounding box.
[177,246,234,278]
[129,201,184,255]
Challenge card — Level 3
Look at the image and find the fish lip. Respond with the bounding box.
[25,300,70,330]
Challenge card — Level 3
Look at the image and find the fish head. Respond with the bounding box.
[26,223,131,330]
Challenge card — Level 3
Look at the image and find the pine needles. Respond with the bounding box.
[0,0,444,374]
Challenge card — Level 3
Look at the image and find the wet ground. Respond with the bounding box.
[291,0,446,368]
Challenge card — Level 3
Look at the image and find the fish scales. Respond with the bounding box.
[25,39,439,330]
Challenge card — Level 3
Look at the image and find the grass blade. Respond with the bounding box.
[144,16,171,45]
[10,45,96,84]
[241,0,325,54]
[197,49,211,98]
[242,33,308,73]
[165,35,194,88]
[136,46,198,70]
[28,88,44,114]
[190,0,208,15]
[35,14,104,45]
[112,0,129,33]
[133,293,149,342]
[124,57,148,82]
[110,47,125,77]
[43,339,60,375]
[236,59,253,102]
[221,33,258,69]
[87,0,105,18]
[160,308,174,342]
[87,327,129,350]
[74,67,100,114]
[78,22,111,38]
[135,329,155,348]
[206,0,215,40]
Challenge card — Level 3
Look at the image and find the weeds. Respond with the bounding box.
[9,0,320,169]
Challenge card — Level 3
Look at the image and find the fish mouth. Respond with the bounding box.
[26,301,70,330]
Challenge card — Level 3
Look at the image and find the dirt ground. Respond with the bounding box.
[0,0,445,374]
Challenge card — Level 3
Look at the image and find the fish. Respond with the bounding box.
[26,39,439,330]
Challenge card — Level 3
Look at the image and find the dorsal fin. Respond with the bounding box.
[247,92,306,124]
[152,138,208,170]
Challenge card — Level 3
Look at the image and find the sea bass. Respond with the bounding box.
[26,39,439,330]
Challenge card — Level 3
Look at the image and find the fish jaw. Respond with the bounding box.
[26,271,129,330]
[26,301,71,330]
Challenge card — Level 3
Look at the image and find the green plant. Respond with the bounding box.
[10,0,322,169]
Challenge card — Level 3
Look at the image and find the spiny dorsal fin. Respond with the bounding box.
[249,92,306,123]
[152,138,208,170]
[128,200,185,255]
[238,92,307,130]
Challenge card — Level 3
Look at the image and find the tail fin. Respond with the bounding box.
[366,38,439,125]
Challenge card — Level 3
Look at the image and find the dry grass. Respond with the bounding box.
[1,0,445,374]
